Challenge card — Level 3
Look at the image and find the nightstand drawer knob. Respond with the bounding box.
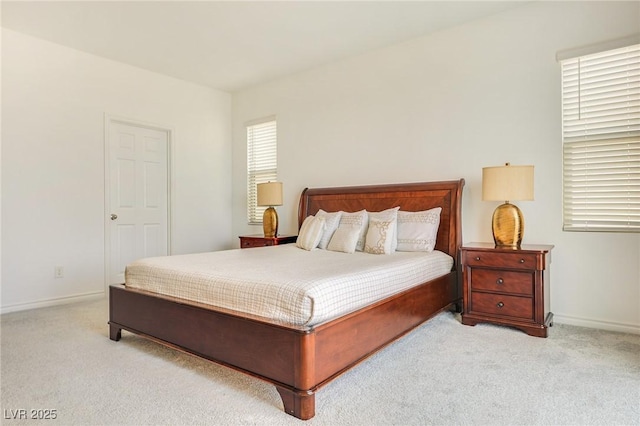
[497,302,505,308]
[475,256,481,261]
[496,278,504,285]
[519,259,525,263]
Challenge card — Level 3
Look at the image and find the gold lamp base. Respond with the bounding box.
[492,202,524,248]
[263,206,279,238]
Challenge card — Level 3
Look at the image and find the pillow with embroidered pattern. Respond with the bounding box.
[396,207,442,252]
[338,210,368,251]
[364,218,395,254]
[367,207,400,252]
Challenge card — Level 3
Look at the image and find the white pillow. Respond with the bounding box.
[397,208,442,252]
[296,215,326,251]
[338,210,368,251]
[327,223,361,253]
[315,210,343,249]
[367,207,400,252]
[364,218,395,254]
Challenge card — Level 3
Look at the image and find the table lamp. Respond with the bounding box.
[482,163,534,248]
[257,181,283,238]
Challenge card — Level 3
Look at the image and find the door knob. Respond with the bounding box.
[110,214,118,220]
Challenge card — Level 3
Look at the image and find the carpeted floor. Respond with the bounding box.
[1,298,638,425]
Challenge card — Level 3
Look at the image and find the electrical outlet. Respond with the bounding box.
[55,266,64,278]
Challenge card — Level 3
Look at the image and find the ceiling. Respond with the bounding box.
[1,1,529,93]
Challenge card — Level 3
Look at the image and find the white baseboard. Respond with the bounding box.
[553,313,640,335]
[0,291,105,315]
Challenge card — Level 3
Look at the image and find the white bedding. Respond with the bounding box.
[125,245,453,328]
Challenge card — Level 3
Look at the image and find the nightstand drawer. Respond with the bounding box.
[241,239,272,248]
[470,269,533,296]
[470,292,534,320]
[465,250,538,270]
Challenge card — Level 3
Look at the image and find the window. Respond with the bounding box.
[247,118,277,224]
[561,43,640,232]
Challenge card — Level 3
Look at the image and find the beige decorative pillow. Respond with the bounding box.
[338,210,368,251]
[296,215,326,251]
[364,218,394,254]
[367,207,400,252]
[397,207,442,252]
[327,223,361,254]
[315,210,343,249]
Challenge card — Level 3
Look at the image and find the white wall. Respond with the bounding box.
[232,1,640,333]
[1,29,232,312]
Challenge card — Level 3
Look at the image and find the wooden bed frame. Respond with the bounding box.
[109,179,464,420]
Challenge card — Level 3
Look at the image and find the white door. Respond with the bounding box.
[107,121,169,285]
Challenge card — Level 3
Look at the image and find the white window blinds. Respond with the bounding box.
[561,43,640,232]
[247,119,277,224]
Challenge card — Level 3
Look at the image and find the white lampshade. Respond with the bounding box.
[257,182,283,206]
[482,164,534,202]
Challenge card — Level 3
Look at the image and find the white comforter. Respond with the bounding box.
[125,245,453,328]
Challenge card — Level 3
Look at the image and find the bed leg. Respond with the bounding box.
[275,385,315,420]
[109,323,122,341]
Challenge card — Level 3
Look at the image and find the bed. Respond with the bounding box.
[109,179,464,420]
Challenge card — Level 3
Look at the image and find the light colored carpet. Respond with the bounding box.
[1,298,638,425]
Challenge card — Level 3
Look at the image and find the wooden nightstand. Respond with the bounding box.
[460,242,554,338]
[239,234,297,249]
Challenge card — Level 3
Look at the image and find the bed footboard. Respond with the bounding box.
[109,269,457,420]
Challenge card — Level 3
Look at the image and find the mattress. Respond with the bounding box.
[125,244,453,328]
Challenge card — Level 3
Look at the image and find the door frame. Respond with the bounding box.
[104,114,174,291]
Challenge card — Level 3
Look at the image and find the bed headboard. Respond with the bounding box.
[298,179,465,259]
